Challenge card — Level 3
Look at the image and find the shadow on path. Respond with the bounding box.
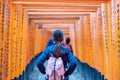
[14,52,105,80]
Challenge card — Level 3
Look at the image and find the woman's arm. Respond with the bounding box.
[70,44,73,53]
[36,48,49,74]
[64,51,77,76]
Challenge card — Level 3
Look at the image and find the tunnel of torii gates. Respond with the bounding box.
[0,0,120,80]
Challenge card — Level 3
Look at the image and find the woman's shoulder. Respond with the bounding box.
[46,44,56,52]
[61,45,70,54]
[47,44,71,55]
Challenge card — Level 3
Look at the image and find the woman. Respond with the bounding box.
[36,30,77,80]
[64,37,73,53]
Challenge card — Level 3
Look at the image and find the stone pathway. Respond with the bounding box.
[15,53,104,80]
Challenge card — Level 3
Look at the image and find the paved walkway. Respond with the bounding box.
[15,53,104,80]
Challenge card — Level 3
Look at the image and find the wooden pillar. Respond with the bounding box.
[69,24,76,56]
[0,0,3,79]
[111,0,120,80]
[0,0,5,80]
[115,1,120,80]
[82,16,86,63]
[21,5,28,76]
[82,15,93,65]
[101,3,111,79]
[90,13,97,68]
[90,8,105,75]
[96,8,103,73]
[74,22,78,57]
[86,15,94,67]
[34,25,41,55]
[26,21,35,64]
[10,4,26,78]
[34,25,52,54]
[116,1,120,80]
[0,0,12,79]
[75,17,84,61]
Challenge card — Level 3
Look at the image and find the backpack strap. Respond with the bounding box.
[53,43,62,80]
[54,59,57,80]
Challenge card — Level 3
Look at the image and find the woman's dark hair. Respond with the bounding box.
[53,30,63,58]
[53,43,62,58]
[66,37,70,44]
[53,30,63,42]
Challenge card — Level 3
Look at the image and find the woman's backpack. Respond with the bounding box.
[45,43,65,80]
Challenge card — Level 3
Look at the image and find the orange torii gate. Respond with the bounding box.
[0,0,120,80]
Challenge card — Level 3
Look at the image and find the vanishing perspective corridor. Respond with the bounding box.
[0,0,120,80]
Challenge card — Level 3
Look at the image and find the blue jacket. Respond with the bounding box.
[46,38,53,48]
[36,43,77,76]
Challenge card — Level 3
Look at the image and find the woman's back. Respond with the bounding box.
[36,43,77,76]
[36,30,77,80]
